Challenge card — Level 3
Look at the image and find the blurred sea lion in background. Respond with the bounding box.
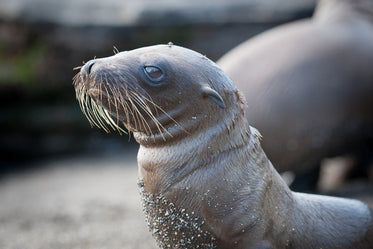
[218,0,373,190]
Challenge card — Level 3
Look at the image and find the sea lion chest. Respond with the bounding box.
[138,179,218,249]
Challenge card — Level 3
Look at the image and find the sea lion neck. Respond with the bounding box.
[136,102,252,194]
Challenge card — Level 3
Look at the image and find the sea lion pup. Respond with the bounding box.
[73,45,373,249]
[218,0,373,179]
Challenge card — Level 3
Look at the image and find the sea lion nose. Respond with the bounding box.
[80,60,96,80]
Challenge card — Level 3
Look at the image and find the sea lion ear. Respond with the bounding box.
[201,86,226,109]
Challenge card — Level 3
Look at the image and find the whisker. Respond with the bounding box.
[127,92,146,132]
[113,46,119,55]
[131,92,169,140]
[118,78,154,136]
[141,94,190,135]
[130,94,156,138]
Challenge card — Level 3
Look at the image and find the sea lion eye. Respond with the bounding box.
[144,66,163,81]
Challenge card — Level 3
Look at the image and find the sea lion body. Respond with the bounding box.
[74,45,373,248]
[218,0,373,174]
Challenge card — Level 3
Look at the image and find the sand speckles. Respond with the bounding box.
[138,179,217,248]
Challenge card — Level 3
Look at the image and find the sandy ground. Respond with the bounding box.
[0,153,372,249]
[0,154,158,249]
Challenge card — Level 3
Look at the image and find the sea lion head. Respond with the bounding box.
[74,44,246,145]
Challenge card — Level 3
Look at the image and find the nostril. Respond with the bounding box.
[81,60,96,79]
[87,60,95,74]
